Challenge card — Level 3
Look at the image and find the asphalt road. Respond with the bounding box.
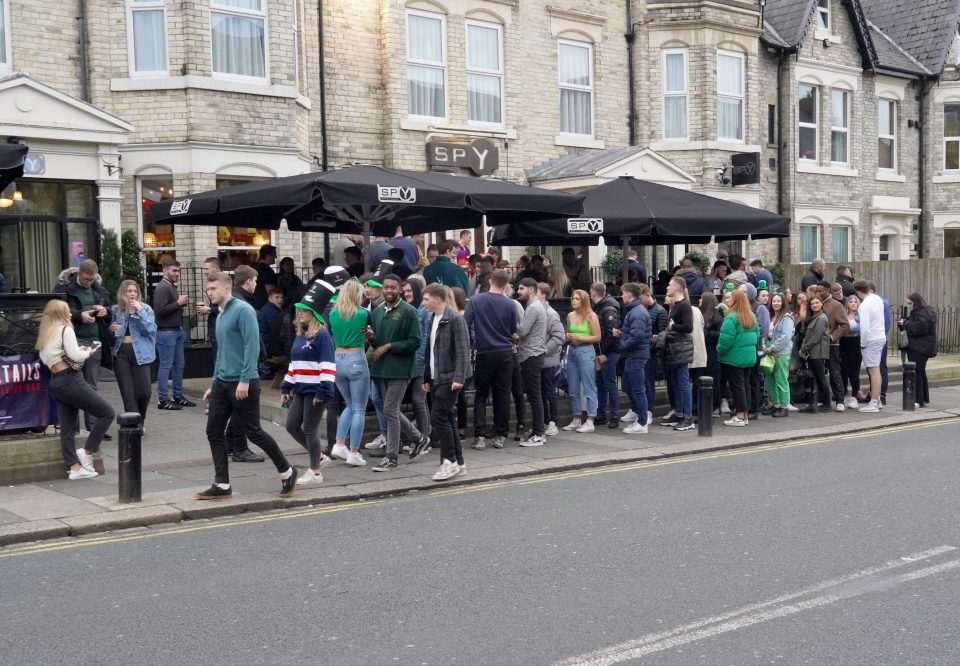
[2,419,959,665]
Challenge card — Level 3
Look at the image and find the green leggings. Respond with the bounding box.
[768,354,792,406]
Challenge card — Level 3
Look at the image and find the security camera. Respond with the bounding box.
[715,167,725,179]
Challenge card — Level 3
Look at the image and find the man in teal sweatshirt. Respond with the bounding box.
[195,272,298,500]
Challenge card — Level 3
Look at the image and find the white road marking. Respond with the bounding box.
[557,546,957,666]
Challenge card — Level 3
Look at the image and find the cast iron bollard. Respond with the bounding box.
[117,412,142,504]
[901,361,916,411]
[697,376,713,437]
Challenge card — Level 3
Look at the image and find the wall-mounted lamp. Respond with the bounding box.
[101,154,123,177]
[715,165,731,185]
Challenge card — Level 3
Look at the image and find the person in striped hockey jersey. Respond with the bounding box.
[281,279,337,485]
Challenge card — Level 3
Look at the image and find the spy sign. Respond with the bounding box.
[567,218,604,235]
[426,138,499,176]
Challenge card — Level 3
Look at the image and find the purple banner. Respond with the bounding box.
[0,354,58,430]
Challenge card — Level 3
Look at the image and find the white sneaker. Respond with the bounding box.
[844,397,860,410]
[720,401,731,415]
[834,403,845,412]
[75,448,94,470]
[562,419,582,431]
[519,434,545,447]
[68,467,98,480]
[432,459,459,481]
[576,421,595,433]
[647,411,653,425]
[364,434,386,450]
[623,422,648,434]
[297,469,323,485]
[457,464,466,476]
[346,451,366,467]
[858,401,880,413]
[620,410,637,423]
[331,443,350,460]
[544,422,559,436]
[723,416,747,427]
[786,403,799,412]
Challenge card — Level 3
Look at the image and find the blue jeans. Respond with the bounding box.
[334,351,370,450]
[668,363,692,417]
[645,354,658,414]
[156,328,185,402]
[623,357,648,426]
[567,344,598,417]
[595,351,620,420]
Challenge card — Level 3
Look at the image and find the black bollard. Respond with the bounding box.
[117,412,143,503]
[901,361,916,411]
[697,376,713,437]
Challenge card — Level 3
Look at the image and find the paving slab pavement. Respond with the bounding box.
[1,379,958,547]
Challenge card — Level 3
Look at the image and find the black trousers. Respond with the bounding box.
[50,369,115,468]
[748,361,760,413]
[828,344,845,403]
[541,365,559,425]
[722,364,750,415]
[473,349,513,438]
[808,358,832,408]
[838,337,862,396]
[206,379,289,484]
[430,382,464,465]
[520,354,545,435]
[113,343,152,425]
[511,352,525,427]
[907,351,931,406]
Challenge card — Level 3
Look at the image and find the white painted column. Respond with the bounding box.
[96,179,123,235]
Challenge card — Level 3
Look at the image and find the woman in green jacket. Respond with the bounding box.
[717,290,759,427]
[799,296,833,413]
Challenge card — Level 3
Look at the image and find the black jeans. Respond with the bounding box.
[113,343,152,424]
[430,382,464,465]
[540,365,559,426]
[511,352,525,427]
[807,358,832,408]
[838,337,862,396]
[828,344,845,404]
[49,369,115,468]
[473,349,513,438]
[907,351,931,405]
[520,354,545,435]
[722,364,750,415]
[78,343,103,432]
[206,379,290,484]
[286,393,325,469]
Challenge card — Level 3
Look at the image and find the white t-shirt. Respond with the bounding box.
[857,293,887,344]
[429,311,442,378]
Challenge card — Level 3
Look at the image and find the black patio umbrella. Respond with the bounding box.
[0,144,28,191]
[490,176,790,247]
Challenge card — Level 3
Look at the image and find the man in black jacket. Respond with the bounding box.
[53,260,115,438]
[801,258,825,292]
[590,282,621,428]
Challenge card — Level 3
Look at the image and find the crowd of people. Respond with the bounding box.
[32,240,940,497]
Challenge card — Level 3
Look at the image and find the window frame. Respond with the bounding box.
[136,176,177,275]
[878,97,898,172]
[662,47,689,141]
[830,88,850,165]
[0,0,12,72]
[557,38,595,138]
[716,49,745,142]
[798,83,819,162]
[292,0,301,92]
[126,0,169,77]
[465,18,504,127]
[944,103,960,171]
[209,0,270,83]
[405,8,448,121]
[817,0,830,32]
[798,225,820,263]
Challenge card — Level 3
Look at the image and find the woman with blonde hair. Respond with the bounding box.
[563,289,602,432]
[547,264,572,299]
[110,280,157,426]
[36,299,115,479]
[716,289,759,426]
[327,278,372,466]
[281,281,337,484]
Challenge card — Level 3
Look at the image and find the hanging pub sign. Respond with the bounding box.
[426,138,499,176]
[731,152,760,187]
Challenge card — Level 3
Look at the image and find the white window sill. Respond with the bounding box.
[814,29,841,44]
[110,75,304,101]
[797,162,859,177]
[932,173,960,183]
[400,118,517,139]
[555,134,605,149]
[650,140,762,152]
[876,170,905,182]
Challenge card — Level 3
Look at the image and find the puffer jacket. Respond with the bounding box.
[676,269,705,296]
[663,298,694,368]
[619,300,651,361]
[593,294,621,355]
[900,305,937,358]
[717,313,760,367]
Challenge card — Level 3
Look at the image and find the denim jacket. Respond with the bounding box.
[111,304,158,365]
[766,314,795,356]
[415,303,430,366]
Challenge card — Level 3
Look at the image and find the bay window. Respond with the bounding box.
[211,0,267,79]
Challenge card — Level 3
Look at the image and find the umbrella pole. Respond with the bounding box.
[363,221,371,274]
[621,237,629,287]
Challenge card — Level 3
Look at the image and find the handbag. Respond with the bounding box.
[60,327,86,371]
[898,328,909,349]
[793,359,811,385]
[759,353,776,374]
